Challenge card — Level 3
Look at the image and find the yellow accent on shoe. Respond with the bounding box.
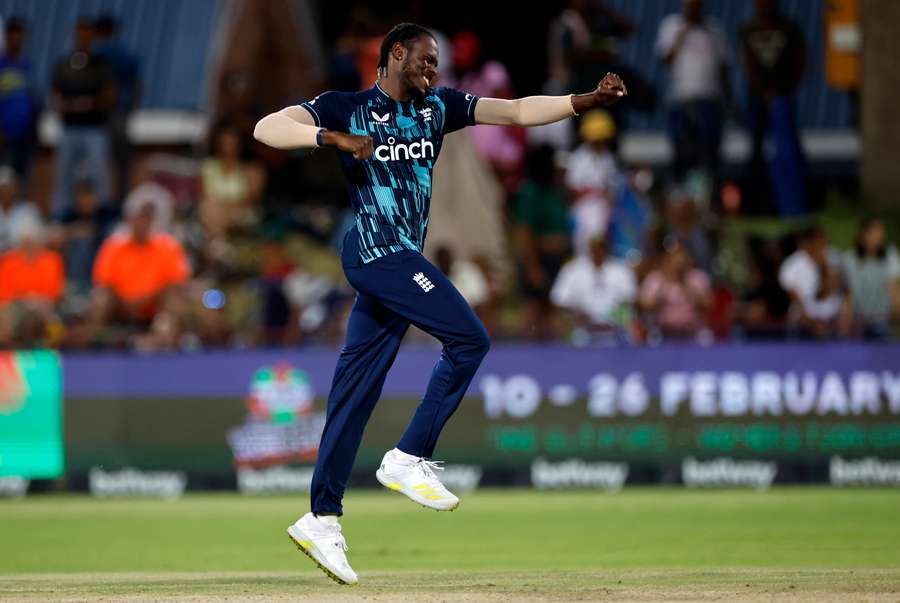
[385,482,403,491]
[425,494,443,500]
[412,484,431,491]
[287,532,357,586]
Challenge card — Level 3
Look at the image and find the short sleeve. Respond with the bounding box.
[435,87,479,134]
[300,91,350,131]
[777,256,794,293]
[687,269,711,295]
[550,262,579,309]
[164,239,191,286]
[92,238,116,287]
[48,253,65,301]
[654,15,680,58]
[615,264,638,302]
[0,255,10,305]
[564,150,589,190]
[641,271,663,303]
[887,247,900,280]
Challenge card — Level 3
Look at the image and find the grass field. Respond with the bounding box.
[2,488,899,601]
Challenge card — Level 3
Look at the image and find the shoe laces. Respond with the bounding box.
[324,522,349,552]
[417,458,445,483]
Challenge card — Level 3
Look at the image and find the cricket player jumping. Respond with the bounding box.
[254,22,626,584]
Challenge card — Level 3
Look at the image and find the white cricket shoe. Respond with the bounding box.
[286,512,358,585]
[375,448,460,511]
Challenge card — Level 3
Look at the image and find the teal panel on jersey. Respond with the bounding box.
[304,84,479,264]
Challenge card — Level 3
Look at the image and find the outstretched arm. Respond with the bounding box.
[253,105,374,160]
[474,72,626,126]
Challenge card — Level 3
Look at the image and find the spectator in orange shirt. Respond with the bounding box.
[89,195,190,349]
[0,215,65,347]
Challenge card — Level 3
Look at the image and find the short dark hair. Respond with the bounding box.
[799,225,824,244]
[854,216,886,259]
[377,23,435,76]
[5,17,25,34]
[95,14,118,35]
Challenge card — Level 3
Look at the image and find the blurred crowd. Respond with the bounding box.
[0,0,896,351]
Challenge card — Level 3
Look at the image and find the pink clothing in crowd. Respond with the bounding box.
[640,268,711,335]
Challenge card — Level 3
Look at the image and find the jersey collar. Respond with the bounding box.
[374,82,391,100]
[374,81,417,111]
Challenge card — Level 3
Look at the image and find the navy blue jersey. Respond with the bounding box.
[302,84,479,263]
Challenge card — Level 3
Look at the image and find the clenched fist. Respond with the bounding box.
[593,72,627,107]
[324,131,374,160]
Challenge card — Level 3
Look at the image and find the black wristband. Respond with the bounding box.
[316,128,325,147]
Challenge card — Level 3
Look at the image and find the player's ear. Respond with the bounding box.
[392,41,405,62]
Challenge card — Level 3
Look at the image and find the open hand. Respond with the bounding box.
[594,72,627,107]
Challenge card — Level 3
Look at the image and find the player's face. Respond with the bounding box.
[402,36,439,98]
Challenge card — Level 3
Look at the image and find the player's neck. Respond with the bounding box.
[378,75,411,103]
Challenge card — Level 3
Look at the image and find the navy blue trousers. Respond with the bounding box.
[310,233,490,515]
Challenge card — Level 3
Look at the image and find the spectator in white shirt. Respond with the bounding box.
[842,218,900,339]
[655,0,731,184]
[0,165,41,252]
[551,235,636,338]
[778,226,852,338]
[565,109,621,258]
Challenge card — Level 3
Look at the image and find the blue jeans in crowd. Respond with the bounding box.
[747,94,808,216]
[53,126,111,218]
[666,99,723,182]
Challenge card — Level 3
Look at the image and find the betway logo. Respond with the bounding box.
[531,458,628,490]
[89,467,187,498]
[682,457,777,489]
[374,136,434,161]
[830,457,900,486]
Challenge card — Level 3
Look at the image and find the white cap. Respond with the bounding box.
[12,212,45,246]
[122,182,174,231]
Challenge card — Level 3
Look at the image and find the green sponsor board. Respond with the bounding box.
[63,394,900,475]
[59,347,900,481]
[0,351,64,478]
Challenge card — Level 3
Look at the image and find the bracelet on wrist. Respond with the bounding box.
[316,128,326,147]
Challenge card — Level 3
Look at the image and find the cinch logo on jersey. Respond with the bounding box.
[413,272,434,292]
[374,136,435,162]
